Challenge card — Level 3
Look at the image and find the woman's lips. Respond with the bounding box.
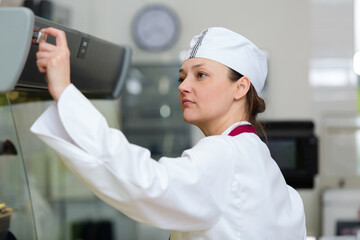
[182,98,195,105]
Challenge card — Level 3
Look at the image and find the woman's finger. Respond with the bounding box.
[36,58,47,73]
[36,51,54,60]
[38,41,56,52]
[41,27,68,48]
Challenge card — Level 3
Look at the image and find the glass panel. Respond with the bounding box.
[0,93,37,240]
[7,90,171,240]
[122,63,191,160]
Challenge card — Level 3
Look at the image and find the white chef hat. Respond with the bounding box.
[183,27,268,93]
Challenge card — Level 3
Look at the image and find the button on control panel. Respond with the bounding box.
[77,37,89,59]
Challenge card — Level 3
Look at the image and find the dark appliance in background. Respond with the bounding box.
[71,220,113,240]
[259,121,318,189]
[23,0,53,20]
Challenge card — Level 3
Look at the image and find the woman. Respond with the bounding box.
[31,27,306,239]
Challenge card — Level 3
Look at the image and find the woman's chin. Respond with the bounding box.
[182,116,192,124]
[182,114,200,126]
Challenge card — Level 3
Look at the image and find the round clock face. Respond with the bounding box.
[132,5,180,51]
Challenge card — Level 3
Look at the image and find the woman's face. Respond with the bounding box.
[178,58,237,128]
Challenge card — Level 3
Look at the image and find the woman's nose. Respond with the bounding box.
[178,78,191,93]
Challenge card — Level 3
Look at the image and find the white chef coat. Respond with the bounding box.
[30,84,306,240]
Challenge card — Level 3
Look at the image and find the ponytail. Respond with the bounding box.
[246,84,266,139]
[228,68,267,139]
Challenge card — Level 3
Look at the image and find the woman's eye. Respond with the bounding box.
[178,77,185,83]
[197,72,207,78]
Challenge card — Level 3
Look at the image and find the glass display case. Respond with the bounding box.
[0,94,37,240]
[4,91,141,240]
[121,63,190,160]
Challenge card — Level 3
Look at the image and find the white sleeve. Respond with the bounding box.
[30,84,234,231]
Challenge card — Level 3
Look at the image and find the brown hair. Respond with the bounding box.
[227,68,266,137]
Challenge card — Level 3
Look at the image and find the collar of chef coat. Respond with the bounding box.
[221,121,253,136]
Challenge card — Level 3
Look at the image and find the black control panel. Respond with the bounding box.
[16,16,131,99]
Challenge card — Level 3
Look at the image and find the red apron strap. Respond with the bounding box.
[228,125,257,136]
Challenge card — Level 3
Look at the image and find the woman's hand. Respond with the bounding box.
[36,27,71,102]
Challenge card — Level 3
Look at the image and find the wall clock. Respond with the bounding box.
[132,5,180,51]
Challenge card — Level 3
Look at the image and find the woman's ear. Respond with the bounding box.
[234,76,250,100]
